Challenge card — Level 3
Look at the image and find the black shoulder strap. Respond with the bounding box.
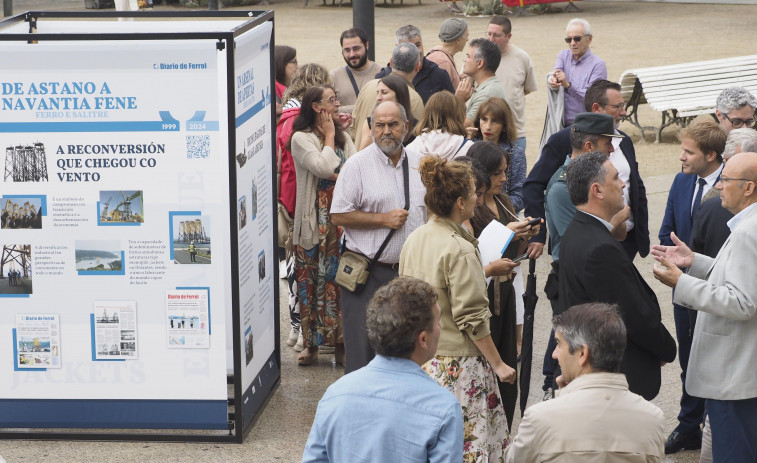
[345,66,360,99]
[368,154,409,268]
[454,138,468,156]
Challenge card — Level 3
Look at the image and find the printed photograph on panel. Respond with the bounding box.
[98,190,144,224]
[1,196,44,229]
[1,244,33,295]
[171,214,211,264]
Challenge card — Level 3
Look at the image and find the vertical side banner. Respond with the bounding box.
[232,21,278,428]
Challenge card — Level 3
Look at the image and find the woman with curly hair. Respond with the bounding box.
[289,85,355,366]
[400,155,516,462]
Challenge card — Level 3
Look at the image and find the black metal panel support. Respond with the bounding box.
[3,0,11,18]
[208,0,218,10]
[352,0,373,62]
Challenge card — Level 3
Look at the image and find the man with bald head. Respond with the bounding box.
[653,152,757,463]
[331,101,427,373]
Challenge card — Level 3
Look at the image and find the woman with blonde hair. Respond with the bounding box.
[289,85,355,366]
[400,155,516,461]
[471,97,527,213]
[407,91,472,159]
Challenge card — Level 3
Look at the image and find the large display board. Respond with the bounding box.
[0,11,278,442]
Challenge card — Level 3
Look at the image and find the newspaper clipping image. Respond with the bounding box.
[16,314,62,368]
[94,301,138,359]
[166,289,210,348]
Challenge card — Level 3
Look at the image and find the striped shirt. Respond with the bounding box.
[331,143,427,263]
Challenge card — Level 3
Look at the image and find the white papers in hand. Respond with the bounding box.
[477,220,514,285]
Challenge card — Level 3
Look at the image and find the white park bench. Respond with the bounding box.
[619,55,757,143]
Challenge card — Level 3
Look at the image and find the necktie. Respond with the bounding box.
[691,177,707,219]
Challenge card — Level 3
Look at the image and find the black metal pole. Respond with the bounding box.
[207,0,218,10]
[352,0,374,62]
[3,0,12,18]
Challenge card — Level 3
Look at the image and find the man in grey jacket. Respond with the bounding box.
[653,152,757,463]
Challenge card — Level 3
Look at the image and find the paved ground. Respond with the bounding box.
[173,249,210,264]
[1,0,756,461]
[0,279,32,295]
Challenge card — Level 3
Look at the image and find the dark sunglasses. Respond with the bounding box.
[564,34,589,44]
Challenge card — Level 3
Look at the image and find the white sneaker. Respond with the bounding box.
[293,333,304,352]
[286,326,299,347]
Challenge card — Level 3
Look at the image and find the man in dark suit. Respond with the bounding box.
[523,79,648,261]
[658,120,726,454]
[558,152,676,400]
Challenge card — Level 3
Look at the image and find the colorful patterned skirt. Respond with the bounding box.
[294,183,342,349]
[424,355,509,462]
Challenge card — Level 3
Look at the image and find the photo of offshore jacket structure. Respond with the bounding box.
[4,143,49,182]
[177,218,210,244]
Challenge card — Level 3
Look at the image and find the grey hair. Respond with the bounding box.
[724,128,757,161]
[469,38,501,73]
[566,18,592,36]
[716,87,757,114]
[395,25,422,43]
[566,151,609,206]
[742,138,757,154]
[391,42,420,74]
[370,100,408,124]
[553,303,627,373]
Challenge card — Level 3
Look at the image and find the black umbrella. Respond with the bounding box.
[519,257,538,416]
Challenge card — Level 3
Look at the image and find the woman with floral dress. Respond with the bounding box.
[400,155,516,461]
[290,85,355,366]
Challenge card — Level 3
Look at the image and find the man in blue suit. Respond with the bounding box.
[658,119,726,454]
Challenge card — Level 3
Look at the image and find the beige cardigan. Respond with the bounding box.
[290,130,356,249]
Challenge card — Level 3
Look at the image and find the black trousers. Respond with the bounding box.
[341,265,398,374]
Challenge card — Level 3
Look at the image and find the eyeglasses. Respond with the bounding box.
[719,176,755,185]
[603,102,626,110]
[485,31,507,39]
[564,34,589,43]
[722,113,756,128]
[318,95,340,105]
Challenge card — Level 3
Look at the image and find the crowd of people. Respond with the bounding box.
[272,16,757,463]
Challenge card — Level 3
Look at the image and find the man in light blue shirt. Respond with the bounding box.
[303,277,463,463]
